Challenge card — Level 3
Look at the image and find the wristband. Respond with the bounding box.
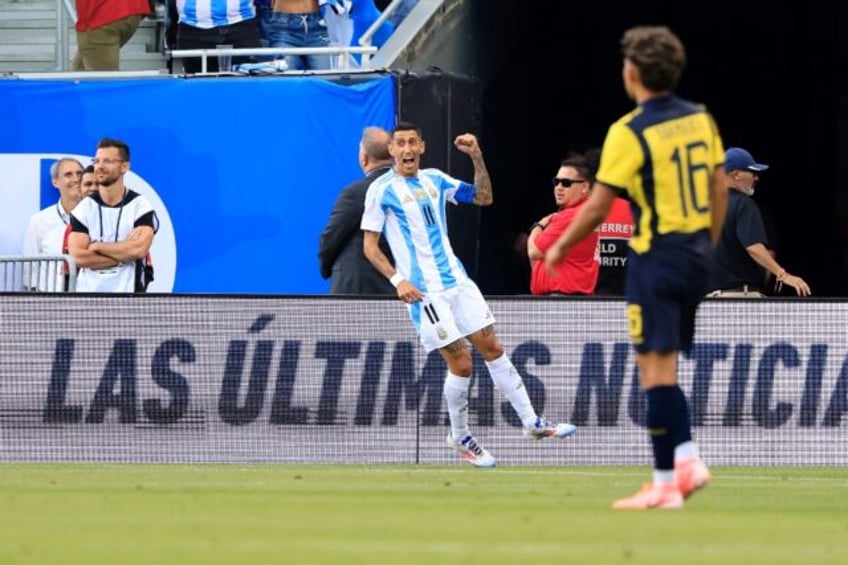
[389,273,405,288]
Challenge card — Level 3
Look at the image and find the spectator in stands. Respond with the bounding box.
[79,165,97,198]
[72,0,152,71]
[706,147,811,297]
[176,0,261,74]
[22,158,84,291]
[362,121,577,468]
[527,155,599,295]
[257,0,346,71]
[68,138,158,293]
[319,126,395,295]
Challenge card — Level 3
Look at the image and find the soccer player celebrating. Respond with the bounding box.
[362,121,577,468]
[544,26,727,508]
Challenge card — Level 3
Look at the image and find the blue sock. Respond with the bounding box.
[671,385,693,447]
[646,386,684,471]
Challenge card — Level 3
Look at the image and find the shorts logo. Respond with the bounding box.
[626,303,643,345]
[436,327,447,340]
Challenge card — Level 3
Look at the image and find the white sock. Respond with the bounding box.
[443,372,471,441]
[653,469,676,485]
[674,441,699,461]
[485,354,538,429]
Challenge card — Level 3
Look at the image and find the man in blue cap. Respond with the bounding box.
[706,147,811,297]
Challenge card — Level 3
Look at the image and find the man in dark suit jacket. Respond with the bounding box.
[319,127,395,294]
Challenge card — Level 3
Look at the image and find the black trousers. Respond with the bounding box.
[176,18,261,73]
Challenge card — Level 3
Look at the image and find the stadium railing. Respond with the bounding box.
[0,254,78,292]
[168,45,379,74]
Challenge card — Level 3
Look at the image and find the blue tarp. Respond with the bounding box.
[0,74,396,293]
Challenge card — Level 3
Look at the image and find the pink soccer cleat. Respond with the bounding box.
[612,482,684,510]
[675,457,711,499]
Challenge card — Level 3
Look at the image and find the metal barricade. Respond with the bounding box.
[0,255,78,292]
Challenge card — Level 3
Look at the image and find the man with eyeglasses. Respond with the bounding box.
[22,158,84,292]
[706,147,811,298]
[68,138,158,293]
[544,26,726,509]
[527,155,599,295]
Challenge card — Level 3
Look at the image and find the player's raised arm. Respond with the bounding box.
[454,134,492,206]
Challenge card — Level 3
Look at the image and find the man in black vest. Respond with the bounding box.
[319,127,394,295]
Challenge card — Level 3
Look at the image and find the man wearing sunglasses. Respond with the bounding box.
[527,156,599,295]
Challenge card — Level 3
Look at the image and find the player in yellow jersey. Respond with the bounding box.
[544,25,728,509]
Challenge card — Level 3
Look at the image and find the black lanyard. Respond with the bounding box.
[56,203,68,225]
[98,190,127,243]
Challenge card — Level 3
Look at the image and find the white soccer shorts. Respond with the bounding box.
[408,278,496,352]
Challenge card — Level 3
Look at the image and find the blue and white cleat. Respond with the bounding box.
[446,434,497,468]
[523,417,578,441]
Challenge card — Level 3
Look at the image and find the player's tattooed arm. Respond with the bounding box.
[454,133,492,206]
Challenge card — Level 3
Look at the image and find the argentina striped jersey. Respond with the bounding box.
[361,168,476,294]
[177,0,255,29]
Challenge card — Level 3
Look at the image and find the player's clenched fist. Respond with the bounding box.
[454,133,481,157]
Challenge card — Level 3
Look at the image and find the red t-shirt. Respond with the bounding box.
[530,202,600,295]
[75,0,152,33]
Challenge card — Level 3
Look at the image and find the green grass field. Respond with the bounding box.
[0,465,845,564]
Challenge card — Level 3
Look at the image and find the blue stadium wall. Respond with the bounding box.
[0,70,479,293]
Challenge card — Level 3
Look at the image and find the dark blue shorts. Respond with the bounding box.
[625,238,710,354]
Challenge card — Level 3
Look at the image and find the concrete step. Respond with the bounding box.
[0,1,166,72]
[0,10,160,27]
[0,23,162,52]
[0,52,166,72]
[0,60,55,71]
[0,1,56,9]
[0,9,55,23]
[0,29,152,51]
[0,47,164,63]
[0,48,149,62]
